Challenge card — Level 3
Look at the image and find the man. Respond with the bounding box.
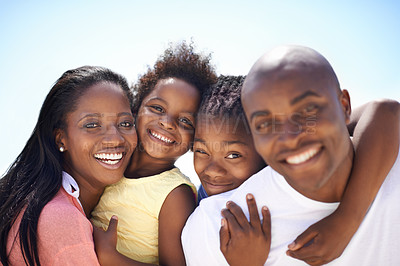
[182,45,400,265]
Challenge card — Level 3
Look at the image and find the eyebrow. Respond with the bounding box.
[194,138,205,143]
[250,110,270,122]
[78,112,133,123]
[78,113,101,123]
[250,90,321,122]
[147,97,167,104]
[224,140,247,146]
[290,90,321,105]
[118,112,134,117]
[193,138,246,146]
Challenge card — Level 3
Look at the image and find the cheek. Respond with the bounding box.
[193,157,205,176]
[125,132,138,150]
[253,136,271,160]
[180,129,195,144]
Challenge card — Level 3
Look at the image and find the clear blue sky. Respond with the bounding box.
[1,0,399,181]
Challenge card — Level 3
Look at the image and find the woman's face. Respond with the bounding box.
[58,82,137,191]
[136,77,200,161]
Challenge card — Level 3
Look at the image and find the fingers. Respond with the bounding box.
[261,206,271,238]
[221,207,242,234]
[287,242,324,263]
[225,200,249,228]
[288,226,318,251]
[219,218,230,253]
[246,194,261,227]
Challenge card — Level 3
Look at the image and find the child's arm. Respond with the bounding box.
[158,184,196,266]
[92,185,195,266]
[93,217,150,266]
[287,99,400,265]
[220,193,271,266]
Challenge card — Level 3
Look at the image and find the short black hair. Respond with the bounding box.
[199,75,245,117]
[132,41,217,114]
[198,75,250,133]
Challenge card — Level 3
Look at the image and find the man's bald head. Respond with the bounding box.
[242,45,341,98]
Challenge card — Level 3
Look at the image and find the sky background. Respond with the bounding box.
[1,0,399,186]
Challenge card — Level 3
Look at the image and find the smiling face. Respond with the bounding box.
[58,82,137,191]
[193,116,266,196]
[136,77,200,161]
[242,68,353,199]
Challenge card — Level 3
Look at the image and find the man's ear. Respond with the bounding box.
[55,129,67,152]
[340,89,352,124]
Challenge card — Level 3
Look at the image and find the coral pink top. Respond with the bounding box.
[7,173,100,265]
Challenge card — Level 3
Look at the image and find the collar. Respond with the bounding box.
[62,171,83,209]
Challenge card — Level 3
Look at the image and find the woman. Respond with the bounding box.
[0,66,138,265]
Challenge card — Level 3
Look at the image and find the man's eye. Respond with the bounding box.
[256,121,270,131]
[226,153,241,159]
[303,104,319,115]
[84,122,100,128]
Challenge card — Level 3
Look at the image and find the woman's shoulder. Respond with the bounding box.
[39,188,89,232]
[35,188,99,265]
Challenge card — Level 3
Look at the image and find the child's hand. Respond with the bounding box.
[219,194,271,266]
[92,215,120,265]
[286,210,355,265]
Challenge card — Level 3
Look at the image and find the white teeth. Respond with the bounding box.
[286,148,319,165]
[101,160,120,165]
[150,130,174,143]
[94,153,123,161]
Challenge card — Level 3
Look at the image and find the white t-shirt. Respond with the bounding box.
[182,148,400,265]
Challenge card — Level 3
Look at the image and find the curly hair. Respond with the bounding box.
[132,41,217,114]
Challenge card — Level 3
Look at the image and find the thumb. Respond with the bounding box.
[219,218,230,253]
[107,215,119,234]
[288,226,318,251]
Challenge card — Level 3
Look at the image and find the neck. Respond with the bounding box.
[125,146,176,178]
[78,185,103,218]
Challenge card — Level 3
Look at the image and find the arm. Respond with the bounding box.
[93,185,195,266]
[287,99,400,265]
[92,217,151,266]
[158,184,196,266]
[220,194,271,266]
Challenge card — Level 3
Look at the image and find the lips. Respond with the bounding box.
[148,129,176,144]
[202,179,233,195]
[285,146,321,165]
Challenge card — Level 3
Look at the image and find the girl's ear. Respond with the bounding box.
[340,89,352,124]
[55,129,67,152]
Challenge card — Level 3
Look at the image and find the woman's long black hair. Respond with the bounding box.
[0,66,133,266]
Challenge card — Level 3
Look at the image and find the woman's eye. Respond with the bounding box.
[226,153,241,159]
[119,121,134,128]
[84,122,100,128]
[179,117,194,127]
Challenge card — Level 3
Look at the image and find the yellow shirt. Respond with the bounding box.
[91,168,196,264]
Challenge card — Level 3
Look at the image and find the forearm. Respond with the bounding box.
[339,99,400,223]
[99,250,154,266]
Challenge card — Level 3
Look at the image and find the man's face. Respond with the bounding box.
[242,70,352,197]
